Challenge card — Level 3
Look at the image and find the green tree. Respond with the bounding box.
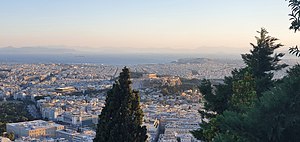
[197,79,215,119]
[191,118,220,142]
[286,0,300,56]
[94,67,147,142]
[231,71,256,112]
[241,28,287,97]
[287,0,300,32]
[215,64,300,142]
[192,69,247,141]
[0,101,34,134]
[192,79,220,142]
[193,29,287,141]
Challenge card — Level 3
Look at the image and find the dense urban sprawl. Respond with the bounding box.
[0,59,296,142]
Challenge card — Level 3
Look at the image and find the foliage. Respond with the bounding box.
[160,85,180,96]
[193,29,287,141]
[287,0,300,32]
[193,68,248,141]
[198,79,214,118]
[94,67,147,142]
[191,118,219,142]
[231,71,256,112]
[215,64,300,142]
[180,78,202,90]
[241,28,287,97]
[0,101,34,134]
[289,45,300,57]
[286,0,300,56]
[213,111,250,142]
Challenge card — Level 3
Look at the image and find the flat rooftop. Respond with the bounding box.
[7,120,63,130]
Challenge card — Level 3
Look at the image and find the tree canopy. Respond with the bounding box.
[242,28,287,97]
[94,67,147,142]
[215,65,300,142]
[192,28,287,141]
[0,101,34,135]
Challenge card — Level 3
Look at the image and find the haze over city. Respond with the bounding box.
[1,0,299,56]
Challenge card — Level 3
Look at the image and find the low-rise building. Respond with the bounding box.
[6,120,64,138]
[56,129,94,142]
[145,119,160,142]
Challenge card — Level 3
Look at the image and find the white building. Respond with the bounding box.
[145,119,160,142]
[42,107,63,121]
[158,121,201,142]
[56,129,94,142]
[6,120,64,138]
[0,137,12,142]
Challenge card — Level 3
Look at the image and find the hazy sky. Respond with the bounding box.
[0,0,299,54]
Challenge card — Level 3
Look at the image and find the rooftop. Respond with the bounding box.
[7,120,63,130]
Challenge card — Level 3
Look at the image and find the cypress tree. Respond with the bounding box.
[94,67,147,142]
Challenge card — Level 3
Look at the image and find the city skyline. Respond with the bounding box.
[0,0,299,55]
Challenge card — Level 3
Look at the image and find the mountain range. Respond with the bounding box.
[0,47,77,54]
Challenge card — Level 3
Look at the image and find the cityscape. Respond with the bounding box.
[0,59,232,142]
[0,57,298,142]
[1,0,300,142]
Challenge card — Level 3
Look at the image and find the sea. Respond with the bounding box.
[0,53,239,65]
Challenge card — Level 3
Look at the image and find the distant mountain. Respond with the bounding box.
[171,58,214,64]
[0,46,77,54]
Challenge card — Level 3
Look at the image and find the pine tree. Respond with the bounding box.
[192,68,251,141]
[242,28,287,97]
[215,65,300,142]
[94,67,147,142]
[193,28,287,141]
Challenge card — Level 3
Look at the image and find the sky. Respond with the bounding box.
[0,0,299,55]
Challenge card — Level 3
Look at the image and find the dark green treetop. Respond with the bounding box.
[242,28,287,97]
[215,64,300,142]
[94,67,147,142]
[193,28,287,141]
[192,68,255,141]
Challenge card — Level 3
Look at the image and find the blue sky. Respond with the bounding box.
[0,0,298,54]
